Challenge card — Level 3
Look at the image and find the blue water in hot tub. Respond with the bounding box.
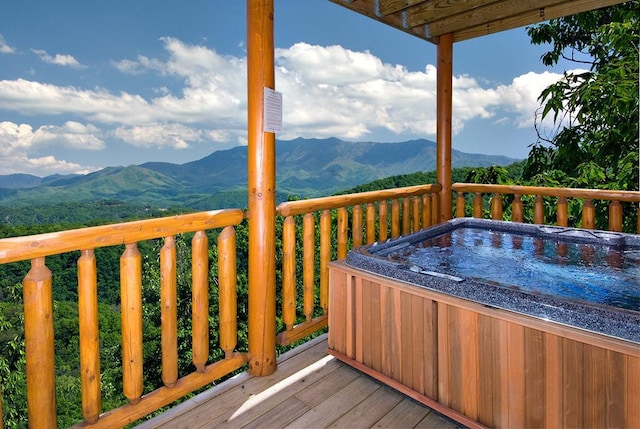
[402,228,640,312]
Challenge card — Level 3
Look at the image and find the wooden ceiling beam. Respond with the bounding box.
[452,0,628,42]
[329,0,630,44]
[415,0,567,38]
[376,0,427,17]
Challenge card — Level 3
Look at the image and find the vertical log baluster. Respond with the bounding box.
[120,243,143,404]
[378,201,388,242]
[473,193,483,218]
[512,194,523,222]
[391,199,400,238]
[366,203,376,244]
[303,213,315,322]
[637,204,640,234]
[319,210,331,314]
[582,199,595,229]
[160,236,178,387]
[411,197,420,233]
[556,197,568,227]
[282,216,296,330]
[352,205,363,247]
[219,227,237,359]
[491,194,503,220]
[534,195,545,224]
[337,207,348,259]
[456,192,466,218]
[402,197,411,235]
[78,249,101,422]
[23,257,56,426]
[608,201,622,232]
[431,193,440,225]
[422,194,432,229]
[191,231,209,373]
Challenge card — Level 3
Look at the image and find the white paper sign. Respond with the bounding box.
[264,87,283,134]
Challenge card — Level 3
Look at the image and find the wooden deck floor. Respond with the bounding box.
[136,334,461,429]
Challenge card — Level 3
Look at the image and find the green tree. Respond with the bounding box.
[524,2,639,192]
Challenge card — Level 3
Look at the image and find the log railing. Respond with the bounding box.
[0,209,247,428]
[274,183,442,346]
[452,183,640,233]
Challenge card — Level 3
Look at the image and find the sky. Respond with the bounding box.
[0,0,577,177]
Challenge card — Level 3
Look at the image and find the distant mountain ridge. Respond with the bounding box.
[0,137,519,209]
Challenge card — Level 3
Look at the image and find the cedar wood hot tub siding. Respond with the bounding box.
[328,261,640,429]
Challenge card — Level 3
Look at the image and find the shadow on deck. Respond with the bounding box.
[136,334,460,428]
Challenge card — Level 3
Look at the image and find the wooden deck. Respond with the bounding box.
[136,334,460,428]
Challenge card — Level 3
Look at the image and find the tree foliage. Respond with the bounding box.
[524,2,639,192]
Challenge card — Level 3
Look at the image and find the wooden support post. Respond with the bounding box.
[247,0,276,376]
[437,33,453,223]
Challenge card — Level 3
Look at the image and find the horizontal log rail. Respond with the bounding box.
[275,183,442,346]
[0,209,248,428]
[452,183,640,233]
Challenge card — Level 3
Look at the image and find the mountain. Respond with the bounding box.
[0,138,519,209]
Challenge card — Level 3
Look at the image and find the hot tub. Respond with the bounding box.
[328,219,639,429]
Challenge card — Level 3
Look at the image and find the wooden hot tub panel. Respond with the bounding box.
[328,261,640,429]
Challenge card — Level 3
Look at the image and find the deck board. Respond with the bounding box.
[137,334,460,429]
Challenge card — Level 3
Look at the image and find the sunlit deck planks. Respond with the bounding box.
[136,334,459,429]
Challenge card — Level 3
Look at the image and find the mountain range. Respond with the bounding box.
[0,138,519,209]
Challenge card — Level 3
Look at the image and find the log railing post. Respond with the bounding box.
[78,249,101,423]
[534,195,545,224]
[366,203,376,244]
[582,199,595,229]
[608,201,622,232]
[491,194,503,220]
[120,243,143,404]
[422,194,432,228]
[352,205,363,247]
[512,194,523,222]
[219,227,238,359]
[412,197,421,232]
[282,216,296,330]
[23,257,56,427]
[303,213,315,322]
[320,210,331,314]
[192,231,209,373]
[402,197,411,235]
[473,193,483,218]
[337,207,348,259]
[160,236,178,388]
[391,199,400,238]
[456,192,466,218]
[379,201,388,241]
[557,197,569,227]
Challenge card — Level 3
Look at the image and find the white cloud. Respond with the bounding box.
[0,38,570,174]
[0,121,99,175]
[0,34,15,54]
[32,121,105,150]
[31,49,86,68]
[113,123,202,149]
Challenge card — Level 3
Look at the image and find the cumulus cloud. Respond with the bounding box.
[31,49,86,68]
[113,123,202,149]
[0,121,99,175]
[0,38,568,174]
[0,34,15,54]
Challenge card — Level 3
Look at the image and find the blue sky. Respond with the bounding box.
[0,0,574,176]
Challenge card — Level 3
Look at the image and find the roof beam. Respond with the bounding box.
[452,0,628,42]
[416,0,567,38]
